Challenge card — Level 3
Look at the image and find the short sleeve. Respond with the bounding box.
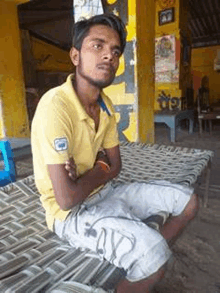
[33,97,72,165]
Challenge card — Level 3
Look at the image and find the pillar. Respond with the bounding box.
[0,0,30,138]
[136,0,155,143]
[103,0,155,143]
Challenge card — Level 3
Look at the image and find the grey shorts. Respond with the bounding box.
[54,180,193,282]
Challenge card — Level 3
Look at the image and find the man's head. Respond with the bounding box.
[70,14,127,89]
[72,14,127,55]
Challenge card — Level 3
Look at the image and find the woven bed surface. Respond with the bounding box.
[0,142,214,292]
[115,142,214,186]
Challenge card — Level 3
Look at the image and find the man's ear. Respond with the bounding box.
[70,47,79,66]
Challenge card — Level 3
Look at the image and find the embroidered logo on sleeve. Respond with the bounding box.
[54,137,68,152]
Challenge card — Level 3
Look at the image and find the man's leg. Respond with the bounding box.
[117,265,165,293]
[161,193,199,245]
[116,193,199,293]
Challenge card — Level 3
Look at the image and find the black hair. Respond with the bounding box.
[72,14,127,54]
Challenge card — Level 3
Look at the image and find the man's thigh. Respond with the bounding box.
[55,195,172,282]
[112,181,194,220]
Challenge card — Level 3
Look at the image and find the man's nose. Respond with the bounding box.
[102,49,113,61]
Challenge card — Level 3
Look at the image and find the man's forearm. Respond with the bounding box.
[76,160,120,195]
[51,146,121,211]
[62,161,120,210]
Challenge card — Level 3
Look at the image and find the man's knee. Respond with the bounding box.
[117,265,166,293]
[183,193,199,220]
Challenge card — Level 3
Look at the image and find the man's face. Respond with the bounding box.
[71,25,122,89]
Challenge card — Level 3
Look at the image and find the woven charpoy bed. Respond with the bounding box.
[0,142,214,293]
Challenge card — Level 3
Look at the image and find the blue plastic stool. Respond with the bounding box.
[0,140,16,186]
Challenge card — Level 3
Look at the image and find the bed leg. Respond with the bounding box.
[203,159,211,207]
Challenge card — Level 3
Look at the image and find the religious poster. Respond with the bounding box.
[155,71,172,83]
[171,64,179,83]
[155,35,175,72]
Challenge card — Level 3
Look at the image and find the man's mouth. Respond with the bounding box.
[97,64,114,73]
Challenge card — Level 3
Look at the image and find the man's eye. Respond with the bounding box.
[94,44,102,49]
[113,50,121,57]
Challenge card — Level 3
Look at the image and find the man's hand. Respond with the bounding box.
[65,150,110,181]
[65,157,77,181]
[65,150,110,180]
[95,149,111,173]
[95,149,110,165]
[48,145,121,210]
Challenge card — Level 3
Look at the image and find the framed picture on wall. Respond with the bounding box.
[158,7,175,26]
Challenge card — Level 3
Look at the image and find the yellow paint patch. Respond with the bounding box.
[127,0,136,42]
[115,111,137,142]
[115,112,120,123]
[116,55,125,76]
[123,111,138,142]
[105,0,137,142]
[104,83,135,105]
[107,0,117,4]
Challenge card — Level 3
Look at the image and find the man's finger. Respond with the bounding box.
[68,172,76,179]
[67,157,76,163]
[65,161,76,166]
[65,164,76,170]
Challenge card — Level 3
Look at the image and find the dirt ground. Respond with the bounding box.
[154,196,220,293]
[154,124,220,293]
[14,124,220,293]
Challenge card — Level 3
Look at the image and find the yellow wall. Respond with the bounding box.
[155,0,180,111]
[104,0,155,143]
[27,0,140,142]
[191,45,220,104]
[155,0,180,36]
[154,0,191,110]
[31,37,73,72]
[19,0,155,143]
[0,1,30,138]
[104,0,138,142]
[27,0,139,142]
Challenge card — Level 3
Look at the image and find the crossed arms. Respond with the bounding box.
[47,145,121,211]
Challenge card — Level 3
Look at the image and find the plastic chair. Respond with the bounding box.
[0,140,16,186]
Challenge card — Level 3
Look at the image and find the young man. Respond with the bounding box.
[31,14,199,293]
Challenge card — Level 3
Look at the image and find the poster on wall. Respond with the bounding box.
[155,35,175,72]
[155,71,172,83]
[171,64,179,83]
[155,68,179,83]
[74,0,104,22]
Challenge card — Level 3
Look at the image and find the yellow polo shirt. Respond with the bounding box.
[31,74,119,231]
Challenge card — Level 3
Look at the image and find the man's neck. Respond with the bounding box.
[72,76,101,109]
